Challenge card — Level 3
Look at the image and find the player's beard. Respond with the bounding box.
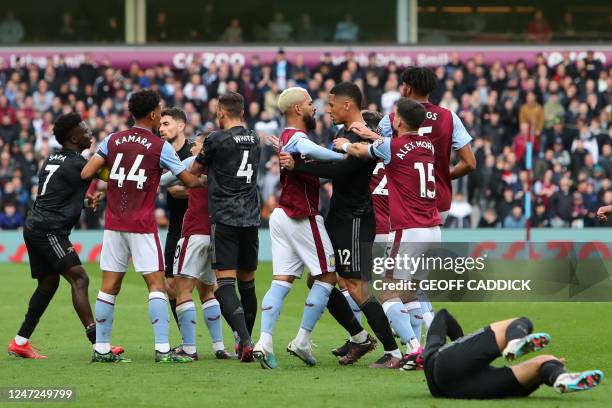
[304,113,317,131]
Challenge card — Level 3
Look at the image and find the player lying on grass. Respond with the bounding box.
[8,113,122,359]
[81,90,204,363]
[253,87,351,369]
[336,98,442,370]
[421,308,603,398]
[160,132,231,360]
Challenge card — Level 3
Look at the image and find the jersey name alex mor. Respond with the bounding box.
[97,126,185,233]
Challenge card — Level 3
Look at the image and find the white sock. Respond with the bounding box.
[387,348,402,359]
[350,330,367,344]
[295,328,311,348]
[95,342,111,354]
[156,343,170,353]
[423,311,434,328]
[14,335,28,346]
[212,341,225,352]
[183,345,196,355]
[260,331,274,352]
[406,337,421,354]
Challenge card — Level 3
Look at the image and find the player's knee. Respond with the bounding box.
[39,277,60,296]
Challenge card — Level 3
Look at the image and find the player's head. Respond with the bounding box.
[393,97,426,133]
[53,112,92,151]
[400,67,438,99]
[159,107,187,142]
[278,87,317,131]
[128,89,162,131]
[190,131,208,156]
[217,91,244,129]
[361,110,384,131]
[328,82,362,125]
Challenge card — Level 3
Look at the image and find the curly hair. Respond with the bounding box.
[400,67,438,97]
[53,113,82,145]
[128,89,161,119]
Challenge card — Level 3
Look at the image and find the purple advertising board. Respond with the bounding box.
[0,45,610,70]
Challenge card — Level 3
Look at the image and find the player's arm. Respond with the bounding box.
[291,135,344,161]
[160,142,203,188]
[160,156,196,187]
[190,132,218,175]
[167,185,189,199]
[81,136,109,180]
[339,136,391,163]
[449,111,476,180]
[291,151,371,179]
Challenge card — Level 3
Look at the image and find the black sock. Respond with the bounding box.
[359,296,398,352]
[327,287,363,337]
[506,317,533,342]
[169,298,179,327]
[540,360,566,386]
[17,287,56,339]
[85,323,96,344]
[215,278,251,344]
[238,279,257,336]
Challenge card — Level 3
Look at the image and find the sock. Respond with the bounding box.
[85,323,96,344]
[382,299,418,352]
[506,317,533,342]
[177,300,197,352]
[296,281,333,348]
[405,301,424,342]
[202,298,224,348]
[341,288,362,324]
[94,291,115,354]
[327,287,363,337]
[360,296,398,353]
[14,335,28,346]
[169,298,180,327]
[417,290,435,328]
[540,360,567,386]
[17,287,56,339]
[238,279,257,336]
[259,281,292,352]
[148,291,170,353]
[350,330,368,344]
[215,278,251,345]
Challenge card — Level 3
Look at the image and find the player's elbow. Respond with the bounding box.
[465,157,477,172]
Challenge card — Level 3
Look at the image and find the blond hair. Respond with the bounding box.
[277,87,309,114]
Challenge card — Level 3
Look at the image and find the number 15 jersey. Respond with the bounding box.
[195,126,261,227]
[97,126,185,233]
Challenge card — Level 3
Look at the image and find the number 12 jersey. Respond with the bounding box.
[97,126,185,233]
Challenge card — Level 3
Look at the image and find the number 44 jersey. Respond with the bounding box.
[97,126,186,233]
[195,126,261,227]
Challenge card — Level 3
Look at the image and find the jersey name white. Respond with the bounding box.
[233,135,255,144]
[48,154,67,162]
[395,140,435,160]
[114,134,152,149]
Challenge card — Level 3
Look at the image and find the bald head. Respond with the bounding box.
[278,87,317,131]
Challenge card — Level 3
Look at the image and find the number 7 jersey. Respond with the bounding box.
[97,126,186,233]
[195,126,261,227]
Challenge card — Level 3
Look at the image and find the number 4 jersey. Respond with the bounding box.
[195,126,261,227]
[97,126,186,233]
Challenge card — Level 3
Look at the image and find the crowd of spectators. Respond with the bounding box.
[0,48,610,230]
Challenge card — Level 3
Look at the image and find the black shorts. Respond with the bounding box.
[23,227,81,279]
[429,326,538,399]
[164,230,182,278]
[211,223,258,271]
[325,213,375,281]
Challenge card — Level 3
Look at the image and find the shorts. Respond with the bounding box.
[211,223,258,271]
[429,326,537,399]
[270,208,335,278]
[173,235,216,285]
[440,210,449,226]
[372,232,390,260]
[23,228,81,279]
[100,230,164,273]
[386,226,441,280]
[164,230,182,278]
[325,213,375,281]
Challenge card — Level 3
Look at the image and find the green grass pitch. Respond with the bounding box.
[0,262,610,407]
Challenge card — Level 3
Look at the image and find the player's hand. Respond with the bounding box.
[199,174,208,186]
[597,205,611,222]
[332,138,350,151]
[279,151,295,171]
[267,135,280,149]
[349,122,378,140]
[87,192,104,212]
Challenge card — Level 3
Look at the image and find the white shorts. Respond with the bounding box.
[440,210,449,225]
[100,230,164,274]
[173,235,215,285]
[270,208,335,278]
[373,233,390,259]
[387,226,441,281]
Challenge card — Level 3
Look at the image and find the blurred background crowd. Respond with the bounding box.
[0,48,610,230]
